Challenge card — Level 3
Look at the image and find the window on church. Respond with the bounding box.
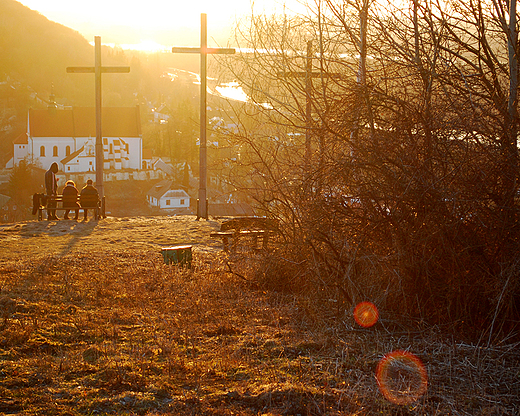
[53,146,58,157]
[110,144,113,154]
[66,146,71,156]
[40,146,45,157]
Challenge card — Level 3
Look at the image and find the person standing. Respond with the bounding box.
[62,180,80,220]
[79,179,99,221]
[44,162,59,220]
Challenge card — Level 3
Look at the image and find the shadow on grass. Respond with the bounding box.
[15,219,101,256]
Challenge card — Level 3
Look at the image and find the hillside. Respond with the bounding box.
[0,216,518,415]
[0,0,98,166]
[0,0,205,108]
[0,0,94,104]
[0,0,221,169]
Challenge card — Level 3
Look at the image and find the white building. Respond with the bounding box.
[7,106,143,173]
[146,180,191,212]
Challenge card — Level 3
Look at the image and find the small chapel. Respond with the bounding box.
[8,105,144,173]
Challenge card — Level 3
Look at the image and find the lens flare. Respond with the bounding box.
[353,301,379,327]
[376,350,428,405]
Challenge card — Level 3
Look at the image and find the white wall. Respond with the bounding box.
[20,136,141,172]
[13,144,27,166]
[159,191,190,209]
[123,137,142,169]
[31,136,75,170]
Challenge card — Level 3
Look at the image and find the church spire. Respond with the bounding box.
[48,84,57,114]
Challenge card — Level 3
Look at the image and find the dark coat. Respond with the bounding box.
[62,184,80,208]
[80,184,99,208]
[44,168,58,195]
[32,193,43,215]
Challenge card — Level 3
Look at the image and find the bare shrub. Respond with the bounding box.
[218,0,520,340]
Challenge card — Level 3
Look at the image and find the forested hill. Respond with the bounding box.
[0,0,154,165]
[0,0,95,104]
[0,0,207,167]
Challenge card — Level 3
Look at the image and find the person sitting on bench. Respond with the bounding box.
[62,180,80,220]
[79,179,99,221]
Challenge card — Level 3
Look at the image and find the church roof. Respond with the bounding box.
[29,107,142,138]
[13,133,28,144]
[61,146,84,165]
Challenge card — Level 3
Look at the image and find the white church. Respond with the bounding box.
[7,106,146,174]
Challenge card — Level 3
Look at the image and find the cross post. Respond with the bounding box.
[67,36,130,202]
[172,13,235,220]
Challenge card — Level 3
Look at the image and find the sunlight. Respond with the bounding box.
[17,0,308,42]
[215,82,249,103]
[118,40,171,53]
[95,40,171,53]
[17,0,288,29]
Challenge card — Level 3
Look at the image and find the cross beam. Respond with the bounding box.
[66,36,130,201]
[172,13,235,220]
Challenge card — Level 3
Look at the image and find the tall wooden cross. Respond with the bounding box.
[278,40,320,179]
[172,13,235,220]
[67,36,130,201]
[278,41,340,186]
[278,41,315,172]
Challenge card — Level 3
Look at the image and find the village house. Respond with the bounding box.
[146,179,191,214]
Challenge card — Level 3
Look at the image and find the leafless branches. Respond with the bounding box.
[219,0,520,340]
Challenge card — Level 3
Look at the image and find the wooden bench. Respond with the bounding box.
[33,193,104,221]
[211,217,279,252]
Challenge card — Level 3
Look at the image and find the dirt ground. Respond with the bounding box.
[0,216,519,415]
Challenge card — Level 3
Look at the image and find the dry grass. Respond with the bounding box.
[0,216,519,415]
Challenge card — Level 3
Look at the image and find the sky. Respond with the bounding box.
[17,0,308,50]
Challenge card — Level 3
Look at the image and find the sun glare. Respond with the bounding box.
[353,301,379,328]
[18,0,306,31]
[215,82,249,102]
[120,41,171,53]
[19,0,256,29]
[376,350,428,405]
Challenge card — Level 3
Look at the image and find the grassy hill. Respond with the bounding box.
[0,216,518,415]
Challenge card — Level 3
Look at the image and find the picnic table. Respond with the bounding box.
[211,217,279,252]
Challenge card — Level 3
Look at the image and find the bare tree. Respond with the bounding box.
[218,0,520,338]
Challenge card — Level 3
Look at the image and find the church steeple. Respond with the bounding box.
[48,84,57,114]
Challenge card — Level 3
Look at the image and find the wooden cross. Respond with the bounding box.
[278,41,340,185]
[67,36,130,201]
[172,13,235,220]
[278,41,322,177]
